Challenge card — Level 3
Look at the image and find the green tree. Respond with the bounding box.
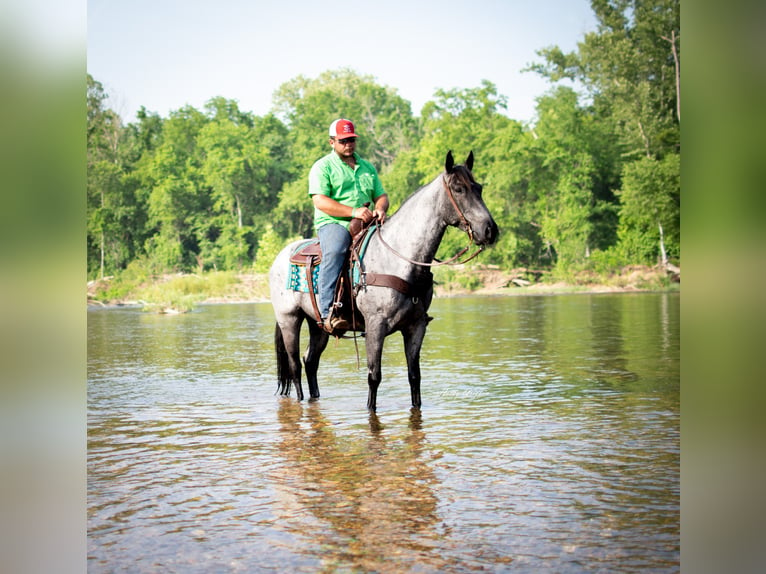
[527,0,680,268]
[416,81,514,262]
[253,224,298,273]
[482,120,541,269]
[193,101,292,270]
[380,149,425,213]
[529,0,680,159]
[197,117,262,269]
[250,112,293,221]
[616,153,680,264]
[87,74,133,278]
[531,88,623,273]
[138,105,210,271]
[270,69,420,240]
[114,107,164,270]
[271,176,314,240]
[272,68,419,173]
[417,80,511,176]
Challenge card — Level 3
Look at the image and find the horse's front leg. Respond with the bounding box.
[364,321,386,411]
[402,319,428,409]
[304,320,330,399]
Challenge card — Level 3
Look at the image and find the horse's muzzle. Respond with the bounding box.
[475,219,499,246]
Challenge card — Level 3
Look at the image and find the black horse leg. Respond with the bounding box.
[275,323,290,396]
[403,321,427,409]
[277,317,304,401]
[304,321,329,399]
[365,324,386,411]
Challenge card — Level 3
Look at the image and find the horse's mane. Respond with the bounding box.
[389,164,472,218]
[391,182,429,214]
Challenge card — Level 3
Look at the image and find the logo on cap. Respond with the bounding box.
[329,119,358,138]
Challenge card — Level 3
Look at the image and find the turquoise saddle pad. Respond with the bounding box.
[286,240,320,293]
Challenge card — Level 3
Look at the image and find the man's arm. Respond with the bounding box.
[373,194,389,224]
[312,194,355,218]
[312,193,387,224]
[311,194,372,223]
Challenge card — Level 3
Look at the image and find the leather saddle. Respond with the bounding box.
[289,219,413,332]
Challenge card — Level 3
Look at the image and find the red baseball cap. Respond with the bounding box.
[329,118,358,139]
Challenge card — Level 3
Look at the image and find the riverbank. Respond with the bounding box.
[87,264,679,311]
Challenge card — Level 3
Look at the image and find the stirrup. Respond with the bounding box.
[330,316,351,330]
[319,316,349,335]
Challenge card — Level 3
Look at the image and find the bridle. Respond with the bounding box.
[374,170,486,267]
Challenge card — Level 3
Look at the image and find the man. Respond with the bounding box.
[308,118,389,334]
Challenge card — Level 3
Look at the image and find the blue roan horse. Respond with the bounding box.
[269,151,499,410]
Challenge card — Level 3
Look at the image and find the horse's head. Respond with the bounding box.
[443,151,499,246]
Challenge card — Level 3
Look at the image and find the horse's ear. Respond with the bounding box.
[466,150,474,172]
[445,150,455,173]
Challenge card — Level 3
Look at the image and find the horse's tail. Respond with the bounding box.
[274,322,290,396]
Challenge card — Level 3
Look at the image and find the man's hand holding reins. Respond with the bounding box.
[353,197,388,225]
[352,205,375,224]
[372,208,387,224]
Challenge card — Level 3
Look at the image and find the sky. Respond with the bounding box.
[87,0,597,125]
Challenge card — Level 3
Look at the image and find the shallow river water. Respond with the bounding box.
[88,293,679,573]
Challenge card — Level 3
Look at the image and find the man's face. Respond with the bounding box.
[331,136,357,158]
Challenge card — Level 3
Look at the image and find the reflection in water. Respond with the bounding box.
[272,401,448,573]
[88,295,679,572]
[588,296,639,385]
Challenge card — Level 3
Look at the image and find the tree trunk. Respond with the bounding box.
[658,221,668,267]
[100,230,105,279]
[638,118,652,158]
[100,185,105,279]
[663,30,681,123]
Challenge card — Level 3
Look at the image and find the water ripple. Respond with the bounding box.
[89,296,679,572]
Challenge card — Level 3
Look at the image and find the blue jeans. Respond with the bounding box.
[317,223,351,318]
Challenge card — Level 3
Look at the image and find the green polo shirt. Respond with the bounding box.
[308,151,386,230]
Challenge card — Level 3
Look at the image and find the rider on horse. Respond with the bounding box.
[309,118,389,334]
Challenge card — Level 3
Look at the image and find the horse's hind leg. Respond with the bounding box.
[275,316,305,401]
[275,322,291,396]
[304,321,330,399]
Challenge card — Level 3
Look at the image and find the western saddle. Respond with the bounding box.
[289,218,418,334]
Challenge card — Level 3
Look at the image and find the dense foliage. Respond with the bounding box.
[87,0,679,281]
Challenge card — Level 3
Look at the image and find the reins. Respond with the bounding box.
[375,172,485,267]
